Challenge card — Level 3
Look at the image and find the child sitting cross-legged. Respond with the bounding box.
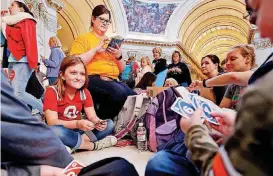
[43,56,117,151]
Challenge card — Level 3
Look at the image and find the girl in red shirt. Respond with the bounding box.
[43,56,117,151]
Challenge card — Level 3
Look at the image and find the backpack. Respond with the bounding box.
[121,62,136,82]
[26,71,44,99]
[144,86,184,152]
[114,93,151,140]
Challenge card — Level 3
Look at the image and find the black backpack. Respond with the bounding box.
[26,72,44,99]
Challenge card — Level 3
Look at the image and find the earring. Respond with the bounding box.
[62,77,65,80]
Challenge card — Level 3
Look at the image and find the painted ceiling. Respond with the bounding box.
[57,0,251,62]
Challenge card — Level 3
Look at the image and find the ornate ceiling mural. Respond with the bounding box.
[122,0,177,34]
[57,0,251,65]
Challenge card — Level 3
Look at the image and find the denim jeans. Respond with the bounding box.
[47,77,57,85]
[8,62,43,112]
[88,75,137,120]
[145,150,200,176]
[49,119,115,150]
[145,130,200,176]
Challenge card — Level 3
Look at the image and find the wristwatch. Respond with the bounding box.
[117,55,123,60]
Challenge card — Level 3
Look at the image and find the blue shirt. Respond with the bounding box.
[42,47,65,77]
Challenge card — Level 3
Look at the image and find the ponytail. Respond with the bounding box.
[14,1,34,17]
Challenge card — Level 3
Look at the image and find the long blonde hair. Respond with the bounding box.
[141,56,153,70]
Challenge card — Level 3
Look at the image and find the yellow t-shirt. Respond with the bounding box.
[70,32,120,79]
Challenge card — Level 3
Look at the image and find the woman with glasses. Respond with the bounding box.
[70,5,136,120]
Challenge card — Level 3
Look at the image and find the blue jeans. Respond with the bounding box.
[145,150,199,176]
[8,62,43,112]
[88,75,137,120]
[48,77,57,85]
[145,130,200,176]
[49,119,115,150]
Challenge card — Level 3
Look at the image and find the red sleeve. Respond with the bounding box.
[83,89,94,108]
[43,87,58,112]
[21,19,38,69]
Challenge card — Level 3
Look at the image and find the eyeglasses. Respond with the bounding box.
[96,16,111,25]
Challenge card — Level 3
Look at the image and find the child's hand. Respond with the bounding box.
[95,120,107,131]
[210,111,236,136]
[77,120,95,131]
[180,109,203,133]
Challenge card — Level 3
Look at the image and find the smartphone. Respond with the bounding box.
[107,36,124,49]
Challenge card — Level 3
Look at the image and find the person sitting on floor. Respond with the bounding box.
[43,56,117,152]
[164,78,179,87]
[1,70,138,176]
[134,72,157,95]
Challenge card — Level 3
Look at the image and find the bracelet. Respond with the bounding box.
[203,79,209,88]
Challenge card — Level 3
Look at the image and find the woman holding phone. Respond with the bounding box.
[70,5,136,120]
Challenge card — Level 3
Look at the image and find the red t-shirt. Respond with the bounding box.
[43,87,93,121]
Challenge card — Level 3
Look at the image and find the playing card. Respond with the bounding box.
[63,160,85,176]
[193,97,220,125]
[175,87,191,103]
[188,94,201,109]
[171,97,196,119]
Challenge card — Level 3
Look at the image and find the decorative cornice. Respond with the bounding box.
[248,27,257,44]
[24,0,59,32]
[47,0,65,12]
[124,39,176,47]
[252,38,272,50]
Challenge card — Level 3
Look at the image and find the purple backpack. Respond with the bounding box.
[144,87,182,152]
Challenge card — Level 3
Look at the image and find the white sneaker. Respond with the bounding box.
[94,136,117,150]
[65,146,72,154]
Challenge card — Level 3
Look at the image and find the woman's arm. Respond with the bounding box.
[77,43,104,65]
[42,49,62,68]
[189,70,254,91]
[21,20,38,69]
[206,71,253,87]
[84,106,100,123]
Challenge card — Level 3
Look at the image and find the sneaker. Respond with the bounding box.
[94,136,117,150]
[65,146,72,154]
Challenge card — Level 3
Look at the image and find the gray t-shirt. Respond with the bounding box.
[224,84,247,110]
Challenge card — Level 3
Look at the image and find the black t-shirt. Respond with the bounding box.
[213,85,228,106]
[153,58,167,75]
[167,62,192,86]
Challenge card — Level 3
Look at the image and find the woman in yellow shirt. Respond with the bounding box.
[70,5,136,120]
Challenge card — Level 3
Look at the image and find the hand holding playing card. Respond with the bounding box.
[209,111,236,136]
[180,108,203,133]
[63,160,85,176]
[95,120,107,131]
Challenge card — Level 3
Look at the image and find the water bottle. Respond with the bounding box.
[137,123,147,151]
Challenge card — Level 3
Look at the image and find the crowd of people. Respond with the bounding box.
[1,0,273,175]
[122,0,177,34]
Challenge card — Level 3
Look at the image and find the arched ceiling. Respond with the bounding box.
[57,0,251,62]
[179,0,250,62]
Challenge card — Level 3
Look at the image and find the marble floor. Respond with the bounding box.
[72,146,154,176]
